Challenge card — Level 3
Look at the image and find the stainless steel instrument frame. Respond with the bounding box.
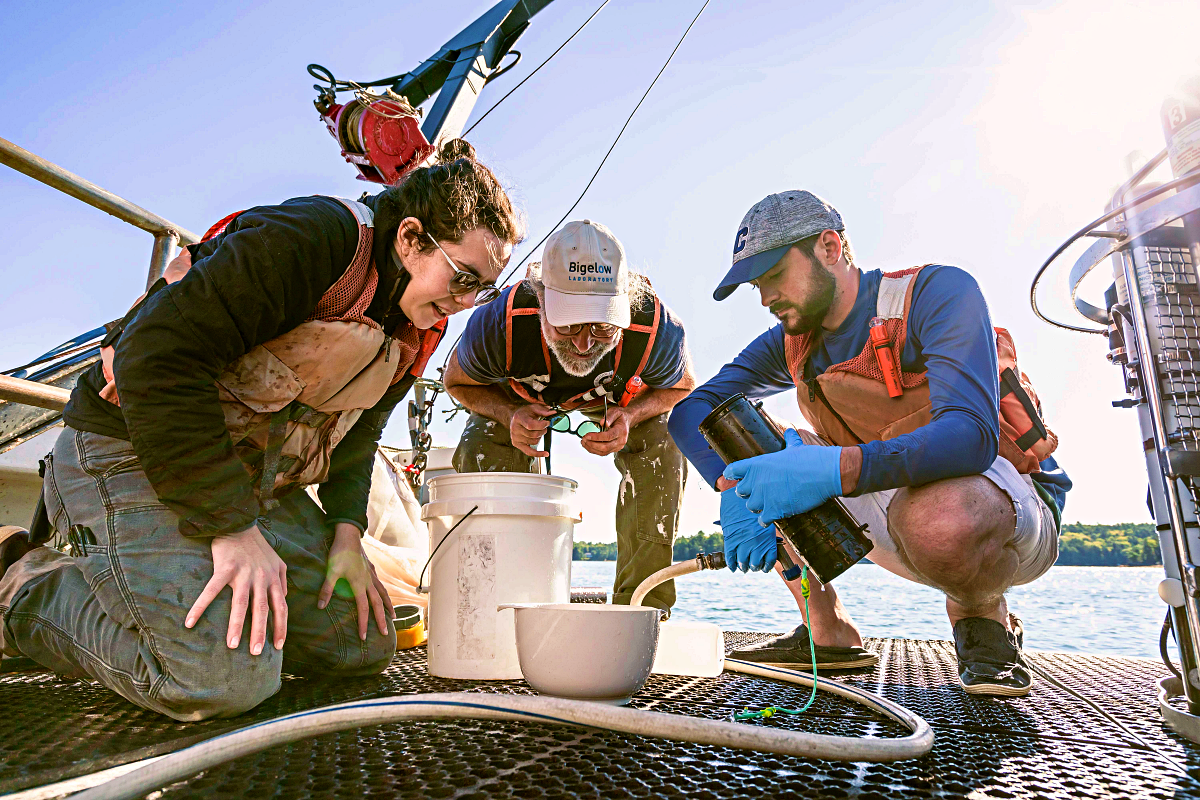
[1033,145,1200,738]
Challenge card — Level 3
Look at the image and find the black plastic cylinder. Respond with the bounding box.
[699,393,873,584]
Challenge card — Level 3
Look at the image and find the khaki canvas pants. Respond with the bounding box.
[0,428,396,721]
[452,411,686,611]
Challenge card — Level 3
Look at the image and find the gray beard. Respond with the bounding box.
[546,335,619,377]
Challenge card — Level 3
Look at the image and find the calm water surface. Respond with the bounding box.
[571,562,1170,659]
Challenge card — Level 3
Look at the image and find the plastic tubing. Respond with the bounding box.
[630,559,701,607]
[73,681,933,800]
[73,565,934,799]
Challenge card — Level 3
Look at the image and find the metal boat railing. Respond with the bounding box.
[0,136,199,416]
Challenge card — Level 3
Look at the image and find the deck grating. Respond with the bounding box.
[0,633,1198,798]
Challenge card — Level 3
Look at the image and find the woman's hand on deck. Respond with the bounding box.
[185,525,289,656]
[319,523,392,641]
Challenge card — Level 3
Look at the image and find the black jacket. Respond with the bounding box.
[63,194,413,537]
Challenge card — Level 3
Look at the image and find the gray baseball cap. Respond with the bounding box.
[714,190,844,301]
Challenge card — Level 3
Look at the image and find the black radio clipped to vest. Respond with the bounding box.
[699,393,873,584]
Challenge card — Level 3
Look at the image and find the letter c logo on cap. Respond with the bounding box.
[733,227,749,255]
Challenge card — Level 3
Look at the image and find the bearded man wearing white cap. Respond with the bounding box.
[668,191,1072,696]
[444,220,696,612]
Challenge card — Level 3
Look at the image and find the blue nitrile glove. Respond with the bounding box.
[719,488,778,573]
[722,429,843,527]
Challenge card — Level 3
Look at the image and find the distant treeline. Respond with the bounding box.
[574,531,724,562]
[575,524,1164,567]
[1057,523,1160,566]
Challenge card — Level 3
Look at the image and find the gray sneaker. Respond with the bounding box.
[727,625,879,670]
[953,615,1033,697]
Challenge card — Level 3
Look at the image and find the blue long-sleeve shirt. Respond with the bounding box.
[669,266,1071,513]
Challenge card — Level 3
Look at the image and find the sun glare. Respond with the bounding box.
[980,0,1200,211]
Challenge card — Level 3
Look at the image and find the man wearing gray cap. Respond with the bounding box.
[444,220,695,612]
[669,191,1071,696]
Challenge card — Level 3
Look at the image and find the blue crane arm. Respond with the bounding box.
[389,0,556,142]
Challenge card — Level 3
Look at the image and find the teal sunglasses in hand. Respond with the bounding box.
[548,413,603,437]
[547,395,610,437]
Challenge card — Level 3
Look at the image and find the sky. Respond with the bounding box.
[3,0,1200,543]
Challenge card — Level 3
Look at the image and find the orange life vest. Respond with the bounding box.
[502,276,661,411]
[784,266,1057,474]
[100,197,444,507]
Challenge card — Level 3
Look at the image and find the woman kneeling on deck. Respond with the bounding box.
[0,139,522,720]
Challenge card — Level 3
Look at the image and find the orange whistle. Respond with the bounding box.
[869,317,903,398]
[620,375,646,407]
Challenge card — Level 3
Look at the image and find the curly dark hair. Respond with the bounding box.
[372,138,525,260]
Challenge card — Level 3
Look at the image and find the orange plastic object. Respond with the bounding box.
[394,604,426,649]
[620,375,646,407]
[869,317,903,398]
[396,620,427,650]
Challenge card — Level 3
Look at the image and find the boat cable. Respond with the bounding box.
[1028,168,1200,335]
[1027,656,1186,774]
[437,0,711,375]
[462,0,613,138]
[491,0,710,292]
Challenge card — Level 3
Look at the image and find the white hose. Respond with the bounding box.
[722,657,927,734]
[72,675,933,800]
[630,559,701,607]
[72,561,934,799]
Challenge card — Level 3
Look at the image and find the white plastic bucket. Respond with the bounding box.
[421,473,580,680]
[426,472,575,504]
[417,446,458,506]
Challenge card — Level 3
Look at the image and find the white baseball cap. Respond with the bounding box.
[541,219,631,328]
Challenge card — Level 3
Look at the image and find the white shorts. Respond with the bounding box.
[841,455,1059,588]
[788,427,1058,588]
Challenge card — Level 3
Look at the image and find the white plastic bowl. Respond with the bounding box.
[505,604,661,705]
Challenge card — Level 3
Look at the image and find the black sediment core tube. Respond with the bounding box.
[699,393,872,583]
